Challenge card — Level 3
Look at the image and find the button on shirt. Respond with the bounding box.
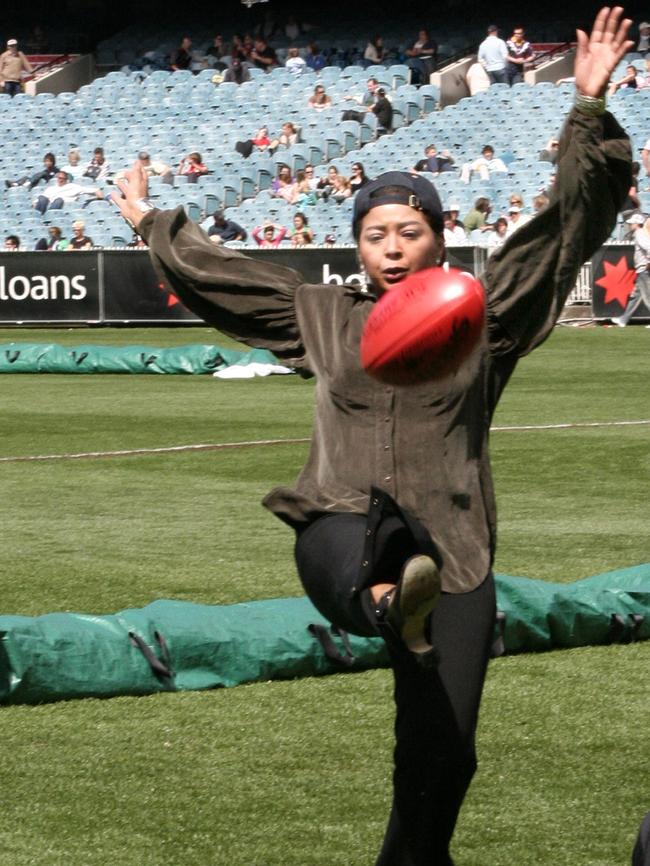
[140,108,631,593]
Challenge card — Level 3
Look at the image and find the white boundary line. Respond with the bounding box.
[2,420,650,464]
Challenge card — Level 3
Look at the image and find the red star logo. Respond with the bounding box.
[595,257,636,309]
[158,282,180,307]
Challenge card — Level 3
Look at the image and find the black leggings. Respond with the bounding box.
[295,511,496,866]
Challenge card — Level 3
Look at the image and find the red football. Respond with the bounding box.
[360,267,485,386]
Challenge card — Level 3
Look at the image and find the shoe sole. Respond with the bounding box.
[393,555,441,655]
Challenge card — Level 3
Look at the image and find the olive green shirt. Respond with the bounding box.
[140,108,630,593]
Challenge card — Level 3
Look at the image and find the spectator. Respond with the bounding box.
[405,29,437,84]
[488,216,509,252]
[207,211,247,244]
[638,21,650,54]
[252,222,287,247]
[317,165,339,198]
[442,212,467,244]
[460,145,508,183]
[35,226,67,250]
[330,174,352,203]
[0,38,33,96]
[608,64,639,96]
[305,43,326,72]
[539,137,560,164]
[284,15,301,41]
[412,144,455,174]
[236,126,271,158]
[447,202,465,229]
[206,35,228,71]
[478,25,508,84]
[505,26,534,86]
[4,234,20,250]
[638,57,650,87]
[60,149,85,180]
[341,77,380,122]
[364,35,386,65]
[466,59,491,95]
[308,84,332,111]
[289,212,314,246]
[84,147,111,181]
[642,136,650,188]
[290,169,318,206]
[323,232,336,247]
[505,204,531,236]
[271,164,294,200]
[33,171,103,214]
[303,164,318,190]
[350,162,370,192]
[464,196,493,232]
[372,87,393,134]
[6,152,58,190]
[177,152,209,183]
[67,220,93,250]
[250,37,278,71]
[223,57,250,85]
[533,193,550,213]
[285,47,306,76]
[269,122,298,152]
[612,216,650,327]
[622,212,646,241]
[136,152,174,184]
[171,37,193,71]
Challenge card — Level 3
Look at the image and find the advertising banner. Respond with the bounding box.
[591,245,648,321]
[0,245,479,325]
[0,252,100,323]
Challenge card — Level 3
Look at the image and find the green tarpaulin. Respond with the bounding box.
[1,564,649,705]
[0,343,280,374]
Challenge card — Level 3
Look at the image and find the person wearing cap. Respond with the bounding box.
[0,39,33,96]
[112,9,632,863]
[612,215,650,326]
[505,202,531,236]
[622,211,646,240]
[478,24,508,85]
[207,211,247,244]
[66,220,93,250]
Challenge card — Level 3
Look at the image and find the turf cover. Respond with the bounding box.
[0,343,279,374]
[1,565,649,704]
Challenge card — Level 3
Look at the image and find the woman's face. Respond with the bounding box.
[280,167,290,180]
[294,215,304,228]
[358,204,441,295]
[328,167,338,180]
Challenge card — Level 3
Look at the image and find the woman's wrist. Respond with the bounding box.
[575,89,607,116]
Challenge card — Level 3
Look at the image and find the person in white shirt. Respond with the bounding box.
[487,216,509,252]
[59,150,86,181]
[33,171,103,214]
[505,204,532,236]
[285,47,306,76]
[638,21,650,53]
[460,145,509,183]
[477,24,508,84]
[641,137,650,188]
[442,211,467,244]
[466,60,491,95]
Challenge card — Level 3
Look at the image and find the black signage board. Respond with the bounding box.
[0,252,100,323]
[0,246,479,325]
[591,245,648,320]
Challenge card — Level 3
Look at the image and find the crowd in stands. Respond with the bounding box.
[1,17,649,252]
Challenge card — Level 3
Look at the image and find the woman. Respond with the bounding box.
[308,84,332,110]
[364,35,385,65]
[269,122,298,153]
[487,216,509,253]
[289,212,314,246]
[270,164,294,200]
[177,152,209,183]
[236,127,271,158]
[329,173,352,203]
[349,162,370,193]
[289,169,318,207]
[113,10,632,863]
[316,165,339,199]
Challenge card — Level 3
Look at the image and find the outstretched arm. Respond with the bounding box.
[484,7,633,359]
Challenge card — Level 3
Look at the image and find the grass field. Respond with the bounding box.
[1,324,650,866]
